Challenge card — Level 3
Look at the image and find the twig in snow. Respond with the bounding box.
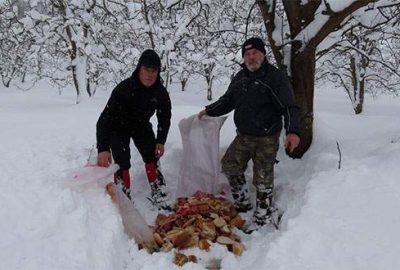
[336,141,342,169]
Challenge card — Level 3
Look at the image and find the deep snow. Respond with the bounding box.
[1,80,400,270]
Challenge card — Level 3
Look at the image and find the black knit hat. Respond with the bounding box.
[138,49,161,70]
[241,37,266,57]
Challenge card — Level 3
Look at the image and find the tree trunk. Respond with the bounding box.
[354,79,364,114]
[57,0,81,103]
[289,49,316,158]
[181,78,188,91]
[86,78,92,97]
[205,63,215,101]
[207,76,214,101]
[3,77,11,87]
[71,65,80,104]
[206,75,213,101]
[164,70,170,91]
[350,55,365,114]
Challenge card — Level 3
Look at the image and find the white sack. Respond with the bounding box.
[177,114,230,197]
[108,183,156,249]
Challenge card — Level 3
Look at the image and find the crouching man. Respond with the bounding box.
[97,49,172,210]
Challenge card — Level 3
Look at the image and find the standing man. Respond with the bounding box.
[198,37,300,228]
[97,49,172,210]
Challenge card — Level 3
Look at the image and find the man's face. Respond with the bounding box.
[138,66,158,87]
[244,48,265,72]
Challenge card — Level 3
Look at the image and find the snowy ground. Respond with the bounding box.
[1,80,400,270]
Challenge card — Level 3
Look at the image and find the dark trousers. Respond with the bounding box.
[110,124,157,170]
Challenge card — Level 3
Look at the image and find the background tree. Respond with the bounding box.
[0,1,35,88]
[317,3,400,114]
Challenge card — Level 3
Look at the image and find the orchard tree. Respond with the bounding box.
[317,24,400,114]
[173,0,267,99]
[317,3,400,114]
[21,0,145,101]
[0,1,36,88]
[257,0,400,158]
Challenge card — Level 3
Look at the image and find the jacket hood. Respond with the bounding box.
[130,49,163,89]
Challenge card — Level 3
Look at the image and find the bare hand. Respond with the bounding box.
[285,134,300,153]
[97,151,112,167]
[155,144,165,158]
[198,109,207,119]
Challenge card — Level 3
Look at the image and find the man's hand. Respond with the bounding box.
[285,133,300,153]
[155,144,165,158]
[97,151,112,167]
[198,109,207,119]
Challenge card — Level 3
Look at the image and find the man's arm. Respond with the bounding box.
[201,78,237,118]
[273,72,301,153]
[96,83,125,154]
[155,87,172,145]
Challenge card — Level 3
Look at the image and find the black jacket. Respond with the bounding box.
[96,70,172,153]
[205,60,300,137]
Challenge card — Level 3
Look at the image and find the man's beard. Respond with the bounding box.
[245,58,263,72]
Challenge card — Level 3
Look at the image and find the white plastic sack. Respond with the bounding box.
[177,114,230,197]
[105,183,156,250]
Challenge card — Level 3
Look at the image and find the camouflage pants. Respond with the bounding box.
[221,132,279,189]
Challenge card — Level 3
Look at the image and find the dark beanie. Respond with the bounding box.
[241,37,266,57]
[137,49,161,70]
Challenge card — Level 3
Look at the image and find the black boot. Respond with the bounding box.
[151,172,170,209]
[252,184,276,227]
[227,174,252,213]
[146,163,171,210]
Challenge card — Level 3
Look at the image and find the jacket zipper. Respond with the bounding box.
[255,79,284,108]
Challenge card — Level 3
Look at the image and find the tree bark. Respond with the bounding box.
[86,78,92,97]
[71,65,80,104]
[207,76,213,101]
[354,84,364,114]
[290,48,316,158]
[205,63,214,101]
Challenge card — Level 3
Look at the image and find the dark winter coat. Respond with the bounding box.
[205,59,300,137]
[96,69,171,153]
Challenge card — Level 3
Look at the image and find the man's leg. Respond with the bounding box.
[132,125,170,210]
[221,134,253,213]
[252,134,279,226]
[109,133,132,200]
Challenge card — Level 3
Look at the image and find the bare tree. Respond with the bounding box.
[0,0,35,88]
[317,4,400,114]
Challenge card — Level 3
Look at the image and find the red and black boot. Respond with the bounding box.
[145,162,170,210]
[114,169,132,201]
